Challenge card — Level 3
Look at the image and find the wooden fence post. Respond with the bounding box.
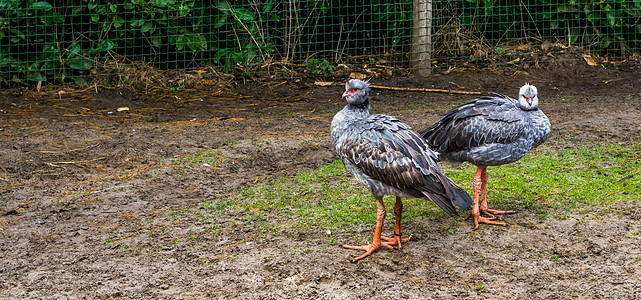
[410,0,432,76]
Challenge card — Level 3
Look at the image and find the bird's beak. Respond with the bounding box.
[342,90,353,98]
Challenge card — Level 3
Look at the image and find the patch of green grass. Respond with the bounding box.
[443,142,641,216]
[203,142,641,238]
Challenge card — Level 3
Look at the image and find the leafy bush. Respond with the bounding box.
[0,0,207,85]
[435,0,641,56]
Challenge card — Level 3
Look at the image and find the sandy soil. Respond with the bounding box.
[1,61,641,299]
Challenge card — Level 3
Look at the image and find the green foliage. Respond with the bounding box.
[1,0,640,84]
[0,0,207,84]
[305,58,336,78]
[540,0,641,52]
[439,0,641,55]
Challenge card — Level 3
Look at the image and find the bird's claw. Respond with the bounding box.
[381,234,412,249]
[473,215,507,229]
[466,211,497,221]
[482,208,516,215]
[343,234,412,262]
[342,243,381,262]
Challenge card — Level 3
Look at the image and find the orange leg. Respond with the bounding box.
[479,168,515,216]
[480,168,516,217]
[471,167,507,229]
[382,196,411,249]
[342,196,410,262]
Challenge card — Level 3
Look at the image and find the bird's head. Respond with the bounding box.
[342,79,370,105]
[517,82,539,110]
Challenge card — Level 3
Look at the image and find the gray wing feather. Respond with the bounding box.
[338,114,472,214]
[421,95,526,153]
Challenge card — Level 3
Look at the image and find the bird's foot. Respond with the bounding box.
[466,211,497,221]
[473,215,506,229]
[381,234,412,249]
[482,208,516,215]
[343,241,393,262]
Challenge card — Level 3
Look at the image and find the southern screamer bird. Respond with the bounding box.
[330,79,473,261]
[421,83,550,229]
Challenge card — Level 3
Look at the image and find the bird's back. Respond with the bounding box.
[421,94,550,167]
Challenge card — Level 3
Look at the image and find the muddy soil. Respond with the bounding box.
[1,61,641,299]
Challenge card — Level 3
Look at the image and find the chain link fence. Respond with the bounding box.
[1,0,639,86]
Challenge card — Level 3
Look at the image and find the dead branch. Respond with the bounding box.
[313,81,481,95]
[370,84,482,95]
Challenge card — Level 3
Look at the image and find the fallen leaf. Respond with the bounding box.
[515,44,529,51]
[583,54,597,66]
[349,73,367,80]
[382,69,393,79]
[314,81,334,87]
[117,107,130,112]
[473,49,486,57]
[541,40,551,51]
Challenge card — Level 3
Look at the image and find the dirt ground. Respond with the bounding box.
[1,61,641,299]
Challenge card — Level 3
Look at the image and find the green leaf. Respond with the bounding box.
[156,0,168,8]
[176,35,186,50]
[234,8,253,21]
[186,34,205,51]
[131,17,144,27]
[113,15,124,28]
[606,13,616,27]
[600,36,611,49]
[27,71,47,82]
[268,13,280,22]
[9,29,25,42]
[214,16,226,28]
[263,0,274,13]
[68,57,93,71]
[216,0,232,11]
[141,21,153,33]
[96,40,114,52]
[151,36,162,48]
[32,1,53,11]
[179,3,190,16]
[68,42,81,55]
[91,14,100,22]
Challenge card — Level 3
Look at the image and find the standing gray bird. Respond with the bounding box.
[421,83,551,229]
[331,79,473,261]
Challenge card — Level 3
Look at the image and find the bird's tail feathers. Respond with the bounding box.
[421,192,459,217]
[442,177,473,210]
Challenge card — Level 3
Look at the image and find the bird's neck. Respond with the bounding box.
[348,98,370,113]
[529,110,550,147]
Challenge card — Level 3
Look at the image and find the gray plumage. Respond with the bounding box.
[331,79,472,214]
[421,83,551,167]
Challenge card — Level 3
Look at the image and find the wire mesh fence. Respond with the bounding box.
[1,0,639,86]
